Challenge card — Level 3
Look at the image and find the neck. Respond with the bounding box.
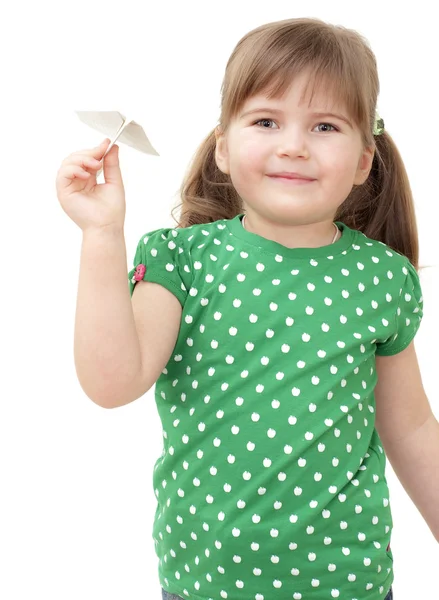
[241,214,341,248]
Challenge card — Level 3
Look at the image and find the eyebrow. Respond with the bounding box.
[239,107,352,128]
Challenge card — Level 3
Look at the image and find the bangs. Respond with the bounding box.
[263,66,359,122]
[220,18,376,135]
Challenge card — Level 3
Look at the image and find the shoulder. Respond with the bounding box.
[169,217,233,249]
[134,217,235,271]
[349,226,416,281]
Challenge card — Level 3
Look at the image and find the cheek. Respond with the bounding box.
[228,139,266,198]
[325,145,359,177]
[232,137,266,170]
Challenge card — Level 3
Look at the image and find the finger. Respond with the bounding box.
[80,155,102,170]
[57,164,92,186]
[62,139,111,165]
[100,143,123,187]
[62,153,103,170]
[67,140,108,159]
[92,138,111,160]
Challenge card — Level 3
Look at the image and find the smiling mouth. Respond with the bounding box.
[268,175,316,184]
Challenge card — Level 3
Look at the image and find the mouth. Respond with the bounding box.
[268,174,316,184]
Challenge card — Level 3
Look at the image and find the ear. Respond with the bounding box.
[215,126,230,175]
[354,144,375,185]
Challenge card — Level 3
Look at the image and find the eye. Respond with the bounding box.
[254,118,277,129]
[253,119,340,132]
[315,123,339,132]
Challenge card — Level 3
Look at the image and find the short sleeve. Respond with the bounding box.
[375,260,424,356]
[128,227,192,307]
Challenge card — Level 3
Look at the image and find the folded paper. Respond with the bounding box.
[75,111,159,178]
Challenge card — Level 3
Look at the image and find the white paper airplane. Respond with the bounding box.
[75,111,159,178]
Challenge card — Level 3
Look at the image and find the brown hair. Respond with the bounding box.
[172,17,420,270]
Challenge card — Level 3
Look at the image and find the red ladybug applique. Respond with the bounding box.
[134,264,146,281]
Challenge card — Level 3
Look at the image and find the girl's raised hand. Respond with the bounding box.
[55,139,126,233]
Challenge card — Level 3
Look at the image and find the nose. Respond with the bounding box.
[275,125,309,159]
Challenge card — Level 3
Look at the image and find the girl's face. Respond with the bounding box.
[215,70,374,230]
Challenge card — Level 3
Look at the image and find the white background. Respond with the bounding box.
[1,0,438,598]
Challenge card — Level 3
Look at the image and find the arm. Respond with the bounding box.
[374,341,439,542]
[74,228,181,409]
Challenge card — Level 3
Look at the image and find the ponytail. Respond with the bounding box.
[172,128,242,228]
[336,131,420,270]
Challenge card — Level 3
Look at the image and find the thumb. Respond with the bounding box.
[102,144,123,187]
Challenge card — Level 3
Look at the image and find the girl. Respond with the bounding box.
[56,17,438,600]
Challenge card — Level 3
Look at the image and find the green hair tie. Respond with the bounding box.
[373,111,385,136]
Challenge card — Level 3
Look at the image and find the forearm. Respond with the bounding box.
[383,414,439,542]
[74,227,141,407]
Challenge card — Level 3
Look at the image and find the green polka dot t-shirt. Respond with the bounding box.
[128,214,423,600]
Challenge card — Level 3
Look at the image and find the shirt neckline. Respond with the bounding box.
[225,213,357,259]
